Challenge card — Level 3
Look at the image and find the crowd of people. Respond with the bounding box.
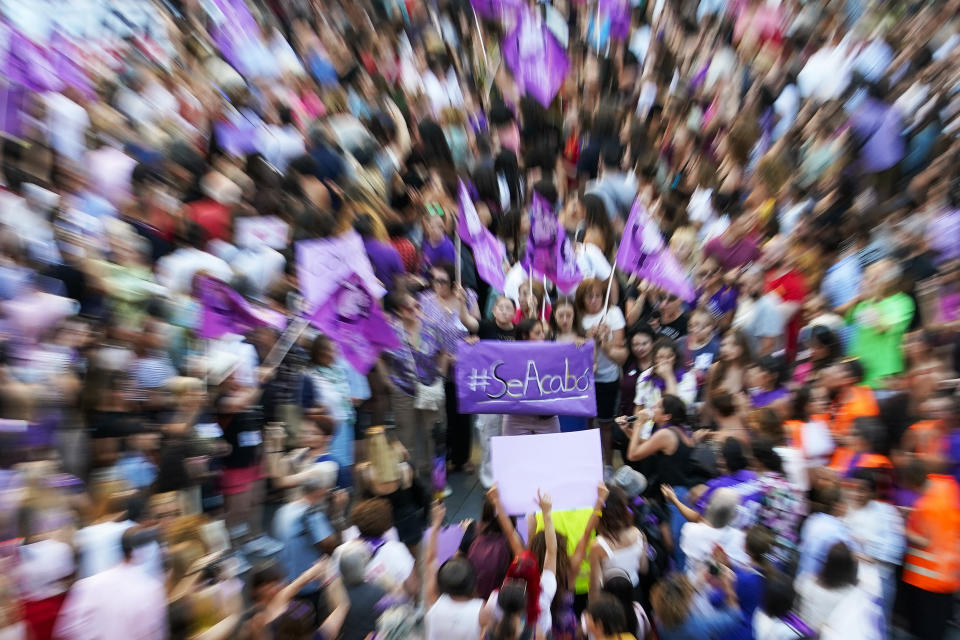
[1,0,960,638]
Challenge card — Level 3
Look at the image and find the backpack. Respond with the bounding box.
[629,498,669,579]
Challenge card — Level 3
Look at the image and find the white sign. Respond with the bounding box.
[235,216,290,250]
[490,429,603,515]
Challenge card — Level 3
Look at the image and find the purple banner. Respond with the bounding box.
[309,274,400,374]
[197,276,287,339]
[296,231,385,311]
[455,340,596,416]
[501,8,570,108]
[616,199,695,301]
[457,180,506,291]
[523,192,582,293]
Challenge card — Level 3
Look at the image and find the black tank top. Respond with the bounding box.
[656,426,695,488]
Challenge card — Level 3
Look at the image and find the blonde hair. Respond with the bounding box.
[651,573,695,628]
[166,377,203,397]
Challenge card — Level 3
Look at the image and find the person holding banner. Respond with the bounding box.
[501,320,562,437]
[418,262,480,474]
[576,278,628,471]
[381,291,449,482]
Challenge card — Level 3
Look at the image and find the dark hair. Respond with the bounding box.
[353,212,376,238]
[430,261,457,284]
[652,338,684,375]
[721,437,749,473]
[418,118,454,169]
[762,570,796,617]
[533,179,558,208]
[661,394,688,426]
[309,333,333,363]
[755,354,786,389]
[587,593,629,635]
[838,358,866,384]
[494,150,523,209]
[852,416,885,454]
[516,318,544,341]
[849,466,880,496]
[751,437,784,474]
[791,386,813,421]
[480,495,504,535]
[250,562,286,592]
[602,575,638,635]
[437,556,476,597]
[809,325,842,365]
[819,542,858,589]
[549,296,581,337]
[710,390,737,417]
[494,581,527,640]
[601,144,623,169]
[598,485,633,542]
[745,525,773,566]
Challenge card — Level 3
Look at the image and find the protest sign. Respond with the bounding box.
[455,341,596,416]
[491,430,603,515]
[236,216,290,250]
[456,180,506,291]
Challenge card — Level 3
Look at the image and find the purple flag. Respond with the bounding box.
[296,231,386,311]
[599,0,631,40]
[523,192,582,293]
[501,8,570,108]
[454,340,597,416]
[616,199,695,302]
[309,273,400,374]
[5,26,61,92]
[197,276,287,339]
[471,0,524,20]
[207,0,262,75]
[457,180,506,291]
[49,32,95,100]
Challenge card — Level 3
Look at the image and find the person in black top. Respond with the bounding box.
[478,296,517,341]
[213,354,278,539]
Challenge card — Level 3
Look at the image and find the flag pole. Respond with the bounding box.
[601,256,618,323]
[262,315,311,369]
[541,274,548,322]
[473,7,487,68]
[455,234,463,287]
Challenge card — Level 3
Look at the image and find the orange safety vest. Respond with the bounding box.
[902,475,960,593]
[829,449,893,474]
[828,385,879,438]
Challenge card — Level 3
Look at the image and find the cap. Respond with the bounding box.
[613,466,647,500]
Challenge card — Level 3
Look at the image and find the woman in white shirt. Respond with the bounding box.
[589,485,647,598]
[632,339,698,437]
[576,278,628,470]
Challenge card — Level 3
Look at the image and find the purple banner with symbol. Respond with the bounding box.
[457,180,506,291]
[296,231,385,311]
[523,192,582,293]
[501,7,570,108]
[309,273,400,374]
[616,199,695,301]
[197,276,287,339]
[454,340,596,416]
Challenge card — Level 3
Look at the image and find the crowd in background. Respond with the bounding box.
[1,0,960,638]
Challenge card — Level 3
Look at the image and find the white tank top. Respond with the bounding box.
[596,529,646,586]
[424,594,484,640]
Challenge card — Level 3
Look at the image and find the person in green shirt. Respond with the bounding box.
[845,259,915,388]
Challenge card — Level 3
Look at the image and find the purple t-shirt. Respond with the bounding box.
[421,236,457,273]
[751,387,790,408]
[363,238,405,290]
[704,234,761,271]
